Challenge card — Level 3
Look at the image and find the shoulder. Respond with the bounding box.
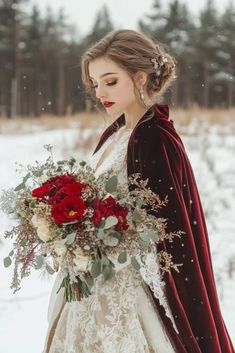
[131,104,182,151]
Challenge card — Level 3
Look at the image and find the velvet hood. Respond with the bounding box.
[92,103,234,353]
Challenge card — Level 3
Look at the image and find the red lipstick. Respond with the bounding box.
[103,101,115,108]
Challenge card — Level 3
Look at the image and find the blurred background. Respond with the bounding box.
[0,0,234,352]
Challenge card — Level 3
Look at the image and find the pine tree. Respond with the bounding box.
[138,0,168,44]
[23,5,42,116]
[163,0,196,107]
[138,0,196,107]
[0,0,28,118]
[84,4,114,47]
[195,0,220,107]
[216,1,235,107]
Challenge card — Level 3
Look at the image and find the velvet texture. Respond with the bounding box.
[92,103,234,353]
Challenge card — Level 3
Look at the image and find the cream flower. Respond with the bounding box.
[54,239,67,257]
[31,213,54,242]
[73,254,91,272]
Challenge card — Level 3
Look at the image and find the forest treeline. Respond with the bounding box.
[0,0,234,118]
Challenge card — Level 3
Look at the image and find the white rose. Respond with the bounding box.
[73,254,91,272]
[31,214,53,242]
[54,239,67,258]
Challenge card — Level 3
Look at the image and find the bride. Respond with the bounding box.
[42,29,234,353]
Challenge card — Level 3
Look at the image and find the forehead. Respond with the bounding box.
[88,57,122,80]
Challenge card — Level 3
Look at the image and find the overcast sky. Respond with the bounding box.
[28,0,231,37]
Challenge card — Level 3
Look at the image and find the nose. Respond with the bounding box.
[95,85,107,100]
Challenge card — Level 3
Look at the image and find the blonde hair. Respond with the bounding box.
[81,29,177,110]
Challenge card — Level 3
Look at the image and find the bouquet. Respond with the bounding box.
[0,145,184,302]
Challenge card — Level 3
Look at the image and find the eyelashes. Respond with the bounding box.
[91,80,117,89]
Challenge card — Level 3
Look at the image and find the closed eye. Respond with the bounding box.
[91,80,117,89]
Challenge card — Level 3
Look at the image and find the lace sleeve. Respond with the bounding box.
[138,247,179,334]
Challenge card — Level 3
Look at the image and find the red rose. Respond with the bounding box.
[92,196,101,209]
[45,174,77,189]
[93,208,102,225]
[48,182,87,205]
[60,182,87,196]
[32,184,56,199]
[92,195,129,231]
[51,196,87,225]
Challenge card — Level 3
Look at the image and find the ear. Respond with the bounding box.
[134,71,148,88]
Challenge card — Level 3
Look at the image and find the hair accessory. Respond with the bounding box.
[150,56,169,76]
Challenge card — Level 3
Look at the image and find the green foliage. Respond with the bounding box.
[4,256,12,268]
[131,256,141,271]
[105,175,118,193]
[118,251,127,264]
[103,215,118,229]
[35,255,44,269]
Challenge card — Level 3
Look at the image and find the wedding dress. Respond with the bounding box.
[42,125,178,353]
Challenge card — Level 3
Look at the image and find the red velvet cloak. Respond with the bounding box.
[92,103,234,353]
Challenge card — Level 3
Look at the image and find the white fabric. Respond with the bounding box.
[42,126,177,353]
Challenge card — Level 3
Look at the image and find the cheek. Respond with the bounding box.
[117,80,136,99]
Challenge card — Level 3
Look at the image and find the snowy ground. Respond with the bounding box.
[0,118,234,352]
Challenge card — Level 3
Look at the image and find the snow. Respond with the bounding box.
[0,120,234,352]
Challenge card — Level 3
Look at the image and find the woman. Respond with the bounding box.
[43,29,234,353]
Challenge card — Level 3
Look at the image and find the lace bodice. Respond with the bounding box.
[88,126,132,182]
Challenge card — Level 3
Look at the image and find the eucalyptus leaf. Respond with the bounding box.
[14,182,25,192]
[84,276,94,288]
[91,260,101,278]
[138,238,149,250]
[30,201,36,208]
[150,230,159,242]
[118,251,127,264]
[103,236,119,247]
[35,255,44,269]
[14,173,31,191]
[105,175,118,193]
[65,232,76,245]
[131,256,141,271]
[96,228,105,239]
[102,265,115,281]
[103,215,118,229]
[139,230,151,243]
[46,264,55,275]
[4,256,12,268]
[23,173,31,183]
[101,255,110,266]
[132,212,143,222]
[9,250,14,257]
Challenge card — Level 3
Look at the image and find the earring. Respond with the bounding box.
[139,86,148,108]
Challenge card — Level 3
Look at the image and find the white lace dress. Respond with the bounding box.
[42,126,178,353]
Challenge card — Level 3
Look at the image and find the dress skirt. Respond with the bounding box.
[43,260,177,353]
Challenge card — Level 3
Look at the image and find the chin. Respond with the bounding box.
[107,106,123,119]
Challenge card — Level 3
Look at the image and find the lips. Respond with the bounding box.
[103,101,115,108]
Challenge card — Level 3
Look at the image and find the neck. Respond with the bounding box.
[124,100,152,129]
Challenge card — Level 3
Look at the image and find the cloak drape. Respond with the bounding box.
[92,103,234,353]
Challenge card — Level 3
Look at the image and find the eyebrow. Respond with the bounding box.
[90,72,118,80]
